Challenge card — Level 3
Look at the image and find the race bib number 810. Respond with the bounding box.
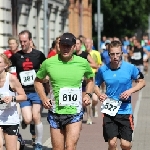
[101,98,122,116]
[59,87,81,106]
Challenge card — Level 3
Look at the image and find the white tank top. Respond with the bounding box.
[0,73,19,125]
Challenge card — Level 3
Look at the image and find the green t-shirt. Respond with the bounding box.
[36,54,94,114]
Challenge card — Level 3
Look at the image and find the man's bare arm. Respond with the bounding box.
[34,77,47,102]
[86,77,94,94]
[94,85,101,97]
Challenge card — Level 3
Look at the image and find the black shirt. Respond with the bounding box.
[10,49,46,93]
[130,47,144,66]
[74,51,89,87]
[74,51,89,60]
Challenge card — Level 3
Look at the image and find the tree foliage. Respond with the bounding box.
[92,0,150,38]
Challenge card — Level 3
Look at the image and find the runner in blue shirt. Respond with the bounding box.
[94,41,145,150]
[101,40,111,65]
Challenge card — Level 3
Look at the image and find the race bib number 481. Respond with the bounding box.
[59,87,81,106]
[101,98,122,116]
[19,70,36,86]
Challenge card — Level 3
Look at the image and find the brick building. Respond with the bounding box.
[0,0,92,53]
[69,0,92,39]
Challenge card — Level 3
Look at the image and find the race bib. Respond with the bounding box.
[59,87,81,106]
[131,52,142,60]
[19,70,36,86]
[0,92,11,110]
[101,98,122,116]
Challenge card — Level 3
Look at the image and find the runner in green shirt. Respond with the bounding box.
[34,33,94,150]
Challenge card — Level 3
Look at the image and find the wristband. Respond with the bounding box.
[85,93,92,98]
[12,96,16,102]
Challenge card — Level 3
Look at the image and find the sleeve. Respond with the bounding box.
[96,51,102,65]
[101,53,103,61]
[84,61,94,79]
[40,52,46,64]
[9,55,16,67]
[36,60,47,79]
[131,65,140,80]
[9,55,17,76]
[95,68,104,86]
[85,52,89,59]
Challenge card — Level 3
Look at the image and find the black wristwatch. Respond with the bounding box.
[85,93,92,98]
[12,96,16,102]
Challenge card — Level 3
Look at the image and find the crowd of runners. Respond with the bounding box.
[0,30,147,150]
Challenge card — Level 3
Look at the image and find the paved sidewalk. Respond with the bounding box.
[132,72,150,150]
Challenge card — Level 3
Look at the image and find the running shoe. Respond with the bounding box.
[86,118,92,125]
[35,143,43,150]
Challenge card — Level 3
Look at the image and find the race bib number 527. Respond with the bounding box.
[101,98,122,116]
[59,87,81,106]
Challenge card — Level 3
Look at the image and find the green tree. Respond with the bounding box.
[92,0,150,39]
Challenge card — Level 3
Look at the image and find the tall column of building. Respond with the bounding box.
[54,7,62,38]
[26,1,37,44]
[88,1,92,39]
[73,0,80,37]
[63,16,69,33]
[49,5,56,49]
[82,0,89,38]
[69,0,75,34]
[37,3,44,51]
[0,0,12,52]
[17,3,29,33]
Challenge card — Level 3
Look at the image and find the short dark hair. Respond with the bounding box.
[76,38,82,43]
[19,30,32,40]
[78,35,84,38]
[108,41,122,52]
[134,38,141,44]
[51,40,56,48]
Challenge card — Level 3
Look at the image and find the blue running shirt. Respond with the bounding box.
[95,61,140,114]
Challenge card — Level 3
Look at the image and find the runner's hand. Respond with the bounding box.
[83,95,91,106]
[43,99,52,109]
[120,90,132,100]
[98,94,107,103]
[2,96,12,104]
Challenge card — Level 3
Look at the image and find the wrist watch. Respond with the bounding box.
[85,93,92,98]
[12,96,16,102]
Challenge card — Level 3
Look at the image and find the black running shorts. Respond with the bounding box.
[0,124,19,135]
[103,114,134,142]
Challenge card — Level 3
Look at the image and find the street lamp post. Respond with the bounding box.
[97,0,101,52]
[148,14,150,39]
[43,0,48,56]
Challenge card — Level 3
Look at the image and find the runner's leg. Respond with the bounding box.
[92,93,98,117]
[50,127,65,150]
[32,104,43,146]
[4,134,17,150]
[0,128,3,150]
[21,106,32,124]
[4,125,19,150]
[65,121,82,150]
[108,137,118,150]
[120,139,131,150]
